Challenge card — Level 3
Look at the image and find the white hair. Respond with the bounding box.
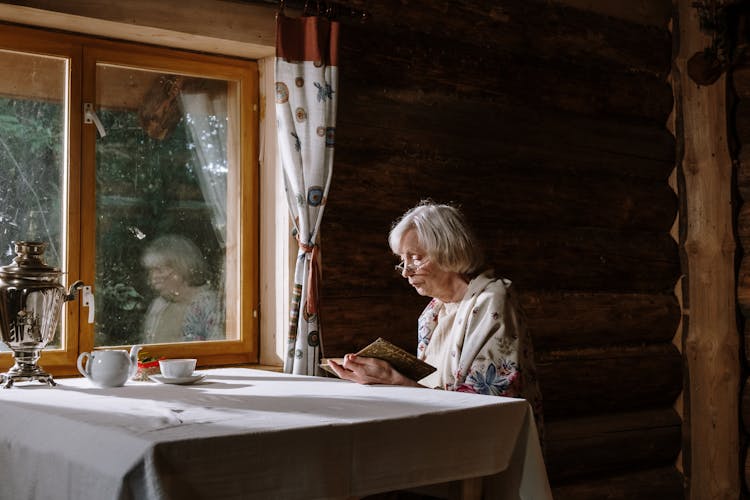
[141,234,207,286]
[388,201,485,275]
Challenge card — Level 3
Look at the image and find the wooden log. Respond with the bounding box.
[737,258,750,317]
[340,0,671,71]
[320,291,680,354]
[736,65,750,495]
[339,2,672,120]
[340,41,673,122]
[336,123,674,185]
[331,154,677,232]
[675,2,740,496]
[321,219,680,293]
[521,291,680,350]
[335,129,673,184]
[337,135,673,192]
[739,376,750,431]
[554,0,672,28]
[536,344,682,419]
[368,466,683,500]
[738,204,750,249]
[733,66,750,99]
[737,149,750,202]
[336,94,676,173]
[733,99,750,145]
[545,408,682,482]
[552,466,684,500]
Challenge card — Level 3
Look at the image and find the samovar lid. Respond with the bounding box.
[0,241,62,281]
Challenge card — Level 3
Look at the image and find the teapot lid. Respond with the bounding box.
[0,241,62,281]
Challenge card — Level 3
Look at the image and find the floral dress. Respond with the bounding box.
[417,271,543,430]
[143,286,223,343]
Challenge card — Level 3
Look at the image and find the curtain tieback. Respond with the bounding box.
[297,237,321,315]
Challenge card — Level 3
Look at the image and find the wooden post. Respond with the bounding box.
[675,1,740,498]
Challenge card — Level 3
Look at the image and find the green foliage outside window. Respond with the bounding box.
[0,97,63,265]
[0,97,223,347]
[95,108,223,346]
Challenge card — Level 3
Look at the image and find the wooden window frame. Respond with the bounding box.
[0,24,260,376]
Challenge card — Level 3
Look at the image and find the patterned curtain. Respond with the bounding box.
[275,14,339,375]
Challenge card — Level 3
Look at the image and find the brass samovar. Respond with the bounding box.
[0,241,84,388]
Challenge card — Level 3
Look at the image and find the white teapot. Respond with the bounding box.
[77,345,141,388]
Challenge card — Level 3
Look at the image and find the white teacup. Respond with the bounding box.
[159,358,197,379]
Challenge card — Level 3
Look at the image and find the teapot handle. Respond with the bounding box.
[128,345,142,379]
[77,352,92,378]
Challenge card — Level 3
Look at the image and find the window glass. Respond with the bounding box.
[0,49,67,350]
[94,65,234,347]
[0,26,258,371]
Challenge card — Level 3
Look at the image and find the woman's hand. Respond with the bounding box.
[327,354,421,387]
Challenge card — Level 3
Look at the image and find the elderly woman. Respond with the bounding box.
[328,202,542,417]
[141,234,223,344]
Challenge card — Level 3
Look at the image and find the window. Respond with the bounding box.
[0,24,259,372]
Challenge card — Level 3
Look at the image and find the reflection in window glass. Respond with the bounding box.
[0,50,67,350]
[94,65,231,347]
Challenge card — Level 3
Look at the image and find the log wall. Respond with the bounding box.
[674,2,741,498]
[322,0,683,497]
[0,0,685,496]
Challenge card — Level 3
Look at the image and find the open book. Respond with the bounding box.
[320,337,437,382]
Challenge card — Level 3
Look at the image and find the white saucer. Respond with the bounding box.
[149,373,206,385]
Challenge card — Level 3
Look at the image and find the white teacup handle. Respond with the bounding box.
[77,352,92,378]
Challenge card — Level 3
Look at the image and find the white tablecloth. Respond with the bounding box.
[0,367,551,500]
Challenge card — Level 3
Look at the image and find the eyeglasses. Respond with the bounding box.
[395,258,428,275]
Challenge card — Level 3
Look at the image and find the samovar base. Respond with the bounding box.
[0,361,56,388]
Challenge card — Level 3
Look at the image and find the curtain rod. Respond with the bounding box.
[277,0,371,22]
[228,0,371,23]
[260,0,372,22]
